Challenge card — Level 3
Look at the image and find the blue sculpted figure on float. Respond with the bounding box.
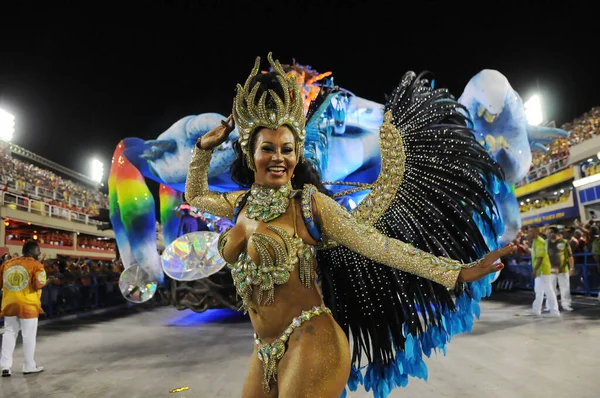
[136,113,239,192]
[458,69,569,245]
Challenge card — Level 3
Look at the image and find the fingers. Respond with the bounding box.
[501,243,517,254]
[488,244,516,261]
[221,116,234,132]
[483,259,503,273]
[477,262,503,280]
[460,260,504,282]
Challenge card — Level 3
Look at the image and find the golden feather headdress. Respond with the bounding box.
[232,52,306,171]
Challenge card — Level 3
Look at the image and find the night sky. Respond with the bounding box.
[0,1,598,183]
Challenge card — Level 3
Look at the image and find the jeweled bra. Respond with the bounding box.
[217,191,316,312]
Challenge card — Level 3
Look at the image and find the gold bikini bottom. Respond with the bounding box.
[254,304,332,392]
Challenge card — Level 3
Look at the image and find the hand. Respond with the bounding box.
[198,115,235,150]
[569,268,575,276]
[457,244,516,283]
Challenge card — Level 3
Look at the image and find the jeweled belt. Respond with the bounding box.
[253,304,332,392]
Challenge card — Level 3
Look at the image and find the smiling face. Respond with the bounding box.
[252,126,297,188]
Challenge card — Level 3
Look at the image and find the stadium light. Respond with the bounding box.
[90,158,104,183]
[524,94,543,125]
[0,108,15,142]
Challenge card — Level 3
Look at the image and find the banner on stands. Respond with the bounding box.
[521,205,579,226]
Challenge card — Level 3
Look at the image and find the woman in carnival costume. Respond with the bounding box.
[186,53,515,398]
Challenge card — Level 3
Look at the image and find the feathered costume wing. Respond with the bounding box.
[315,71,505,398]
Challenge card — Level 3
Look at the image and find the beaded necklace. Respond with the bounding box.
[245,182,293,222]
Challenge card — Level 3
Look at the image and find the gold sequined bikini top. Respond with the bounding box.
[217,198,316,312]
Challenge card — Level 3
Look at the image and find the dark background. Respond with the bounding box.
[1,1,598,186]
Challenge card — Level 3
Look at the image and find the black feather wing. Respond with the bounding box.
[316,71,504,395]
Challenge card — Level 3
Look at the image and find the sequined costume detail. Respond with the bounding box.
[315,71,505,397]
[246,183,293,222]
[301,184,322,241]
[313,190,462,288]
[352,111,406,226]
[185,147,245,220]
[254,304,332,392]
[233,52,307,170]
[218,224,316,312]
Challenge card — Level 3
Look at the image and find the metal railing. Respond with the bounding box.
[6,142,100,187]
[0,275,170,319]
[41,277,126,317]
[0,177,89,208]
[1,191,103,226]
[0,275,124,318]
[516,155,570,187]
[519,191,573,214]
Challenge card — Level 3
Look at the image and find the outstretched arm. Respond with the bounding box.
[313,192,513,288]
[185,147,245,220]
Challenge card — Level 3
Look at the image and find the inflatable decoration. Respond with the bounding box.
[118,263,158,303]
[109,60,567,309]
[458,69,569,244]
[161,231,225,281]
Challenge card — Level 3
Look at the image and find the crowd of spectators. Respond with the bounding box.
[497,220,600,297]
[562,107,600,147]
[6,230,75,246]
[5,228,116,252]
[581,159,600,178]
[519,190,570,213]
[512,217,599,260]
[0,141,108,216]
[526,142,570,181]
[77,236,116,251]
[0,253,125,315]
[522,106,599,183]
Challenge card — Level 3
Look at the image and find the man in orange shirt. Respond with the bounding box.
[0,240,46,377]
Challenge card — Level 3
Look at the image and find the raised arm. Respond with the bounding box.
[185,115,245,220]
[185,146,245,219]
[313,192,512,288]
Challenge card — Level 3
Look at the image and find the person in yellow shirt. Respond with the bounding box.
[546,228,574,312]
[527,226,560,317]
[0,240,47,377]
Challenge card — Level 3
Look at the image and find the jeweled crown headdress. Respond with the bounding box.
[232,52,306,171]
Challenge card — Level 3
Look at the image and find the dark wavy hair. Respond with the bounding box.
[230,72,331,196]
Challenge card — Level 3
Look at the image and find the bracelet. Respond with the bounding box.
[461,258,482,269]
